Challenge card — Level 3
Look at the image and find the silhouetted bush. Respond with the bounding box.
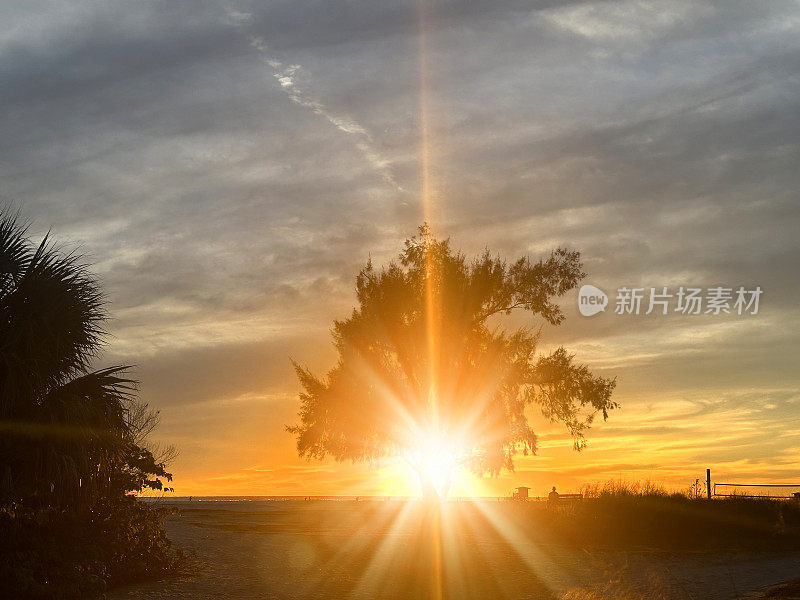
[0,497,188,599]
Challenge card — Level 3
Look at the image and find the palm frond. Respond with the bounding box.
[0,220,106,417]
[0,208,32,297]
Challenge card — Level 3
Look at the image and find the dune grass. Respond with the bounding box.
[500,480,800,552]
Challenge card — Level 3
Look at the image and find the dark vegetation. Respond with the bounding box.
[0,211,186,599]
[539,481,800,552]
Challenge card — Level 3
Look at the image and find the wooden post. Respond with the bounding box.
[706,468,711,499]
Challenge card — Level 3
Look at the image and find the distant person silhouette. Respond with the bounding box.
[548,486,559,506]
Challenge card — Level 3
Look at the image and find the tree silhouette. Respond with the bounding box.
[0,210,171,507]
[288,226,616,499]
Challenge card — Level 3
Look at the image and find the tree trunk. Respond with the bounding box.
[441,477,452,501]
[415,468,452,503]
[416,471,439,502]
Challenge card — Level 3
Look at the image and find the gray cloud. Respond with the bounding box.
[1,0,798,491]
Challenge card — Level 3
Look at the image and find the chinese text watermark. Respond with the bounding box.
[578,284,762,317]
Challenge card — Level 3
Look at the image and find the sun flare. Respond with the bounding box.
[407,432,462,498]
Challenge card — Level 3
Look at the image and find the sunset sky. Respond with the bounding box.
[2,0,799,497]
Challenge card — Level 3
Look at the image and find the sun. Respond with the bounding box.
[407,432,462,498]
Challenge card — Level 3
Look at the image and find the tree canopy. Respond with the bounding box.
[288,226,617,496]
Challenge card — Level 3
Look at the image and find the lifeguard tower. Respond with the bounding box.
[512,486,530,500]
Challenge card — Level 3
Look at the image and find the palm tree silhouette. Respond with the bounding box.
[0,210,170,508]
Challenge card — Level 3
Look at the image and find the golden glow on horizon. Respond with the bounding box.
[407,431,460,497]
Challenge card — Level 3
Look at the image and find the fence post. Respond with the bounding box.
[706,468,711,499]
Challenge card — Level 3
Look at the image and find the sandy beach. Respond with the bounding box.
[109,500,800,600]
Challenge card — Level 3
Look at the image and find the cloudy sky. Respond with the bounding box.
[2,0,799,496]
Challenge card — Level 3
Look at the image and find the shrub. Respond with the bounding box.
[0,497,188,599]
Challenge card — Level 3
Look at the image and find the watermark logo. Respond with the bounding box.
[578,284,608,317]
[578,285,763,317]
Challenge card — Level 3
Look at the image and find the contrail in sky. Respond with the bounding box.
[225,8,404,193]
